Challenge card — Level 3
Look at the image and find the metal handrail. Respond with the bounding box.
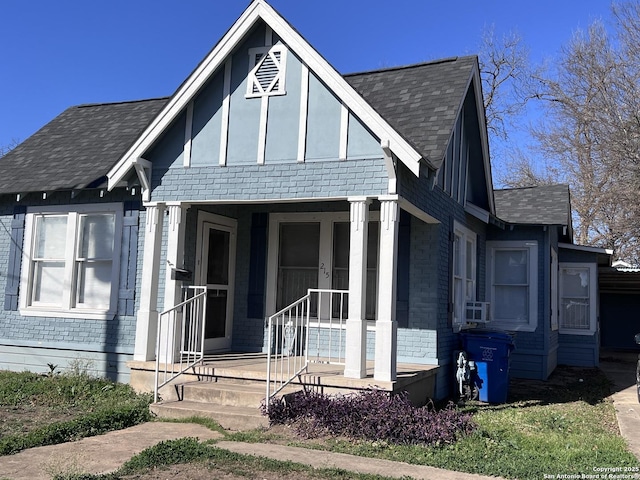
[154,286,207,403]
[265,288,348,409]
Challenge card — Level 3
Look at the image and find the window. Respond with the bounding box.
[559,263,597,335]
[246,44,287,98]
[20,204,123,319]
[487,241,538,332]
[452,222,477,326]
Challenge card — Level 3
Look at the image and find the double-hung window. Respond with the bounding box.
[452,222,477,327]
[558,263,597,335]
[487,241,538,331]
[20,204,123,319]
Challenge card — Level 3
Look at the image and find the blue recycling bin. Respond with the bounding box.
[460,331,514,403]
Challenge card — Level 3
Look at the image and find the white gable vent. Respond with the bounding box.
[247,44,287,97]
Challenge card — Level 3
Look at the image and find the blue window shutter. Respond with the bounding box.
[4,206,26,311]
[247,212,268,319]
[396,210,410,328]
[118,201,140,316]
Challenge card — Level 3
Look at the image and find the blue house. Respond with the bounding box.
[0,0,611,405]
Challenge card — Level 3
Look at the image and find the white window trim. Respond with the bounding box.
[558,262,597,336]
[246,44,288,98]
[265,211,379,319]
[452,221,477,328]
[487,240,538,332]
[19,203,123,320]
[551,248,559,331]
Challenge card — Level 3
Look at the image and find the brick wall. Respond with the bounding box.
[150,160,388,203]
[0,190,140,380]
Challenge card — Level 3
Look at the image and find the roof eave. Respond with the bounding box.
[469,63,495,215]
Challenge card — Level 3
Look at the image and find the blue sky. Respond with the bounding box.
[0,0,615,151]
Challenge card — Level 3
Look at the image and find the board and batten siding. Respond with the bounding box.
[144,21,386,203]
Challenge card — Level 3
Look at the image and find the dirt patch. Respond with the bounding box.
[508,365,612,405]
[0,405,78,437]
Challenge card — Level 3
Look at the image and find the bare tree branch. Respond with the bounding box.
[0,139,20,158]
[530,7,640,264]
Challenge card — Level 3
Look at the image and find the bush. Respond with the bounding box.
[262,389,475,446]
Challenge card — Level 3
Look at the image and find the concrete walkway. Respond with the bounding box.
[600,358,640,461]
[0,422,222,480]
[0,422,500,480]
[217,441,501,480]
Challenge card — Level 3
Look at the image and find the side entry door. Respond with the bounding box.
[196,213,237,352]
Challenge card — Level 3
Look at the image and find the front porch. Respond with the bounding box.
[129,196,446,424]
[128,352,439,429]
[134,198,440,369]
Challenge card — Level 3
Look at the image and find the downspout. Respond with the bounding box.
[381,139,397,195]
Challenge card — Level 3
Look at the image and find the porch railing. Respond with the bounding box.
[154,286,207,403]
[265,288,348,408]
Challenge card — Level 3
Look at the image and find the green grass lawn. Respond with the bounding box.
[1,365,638,480]
[311,400,635,480]
[0,367,152,455]
[235,366,640,480]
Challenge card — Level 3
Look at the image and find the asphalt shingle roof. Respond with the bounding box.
[0,98,168,195]
[0,57,476,195]
[345,56,476,169]
[494,184,572,225]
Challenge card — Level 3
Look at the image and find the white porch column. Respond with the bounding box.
[134,204,165,361]
[375,197,399,382]
[158,204,188,363]
[344,197,371,379]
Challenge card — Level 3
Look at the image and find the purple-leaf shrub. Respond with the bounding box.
[262,389,475,446]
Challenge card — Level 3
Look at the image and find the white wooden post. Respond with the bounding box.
[158,204,188,363]
[375,197,398,382]
[134,204,165,361]
[344,197,370,378]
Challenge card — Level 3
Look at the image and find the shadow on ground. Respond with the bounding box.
[458,355,637,415]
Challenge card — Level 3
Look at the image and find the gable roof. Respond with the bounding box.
[0,57,479,198]
[0,98,167,195]
[345,57,478,170]
[107,0,426,190]
[0,1,488,201]
[494,184,572,226]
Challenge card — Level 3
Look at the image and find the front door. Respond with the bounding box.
[196,212,237,352]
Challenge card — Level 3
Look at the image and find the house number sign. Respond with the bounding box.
[319,262,330,279]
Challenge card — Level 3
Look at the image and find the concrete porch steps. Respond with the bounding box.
[150,400,268,430]
[181,381,269,407]
[133,355,440,431]
[150,379,281,430]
